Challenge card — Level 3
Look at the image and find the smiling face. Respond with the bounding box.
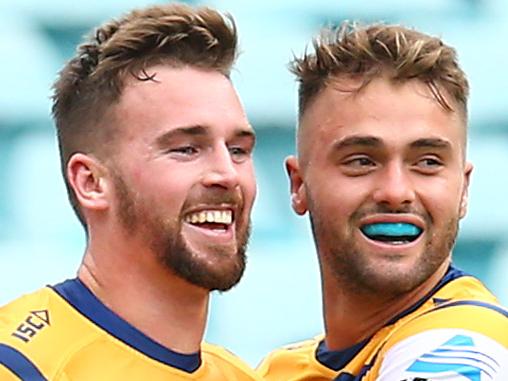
[106,65,256,291]
[287,76,472,296]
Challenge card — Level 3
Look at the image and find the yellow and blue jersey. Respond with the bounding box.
[0,278,260,381]
[257,266,508,380]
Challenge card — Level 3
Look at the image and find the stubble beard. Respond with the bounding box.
[309,203,459,298]
[113,173,250,292]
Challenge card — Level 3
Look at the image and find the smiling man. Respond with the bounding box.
[257,23,508,380]
[0,4,260,381]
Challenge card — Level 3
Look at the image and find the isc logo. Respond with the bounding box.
[11,310,51,343]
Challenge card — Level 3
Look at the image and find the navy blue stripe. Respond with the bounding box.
[51,279,201,372]
[0,344,47,381]
[316,338,369,371]
[385,265,468,325]
[431,299,508,318]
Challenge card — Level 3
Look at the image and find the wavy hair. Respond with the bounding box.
[52,3,238,227]
[292,22,468,119]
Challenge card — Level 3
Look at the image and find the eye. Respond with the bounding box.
[168,145,199,157]
[229,145,252,163]
[341,156,377,175]
[414,156,443,173]
[349,157,375,167]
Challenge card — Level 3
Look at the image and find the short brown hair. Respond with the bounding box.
[52,3,238,227]
[291,22,469,119]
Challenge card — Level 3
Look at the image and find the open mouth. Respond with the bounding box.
[184,209,233,232]
[360,222,423,245]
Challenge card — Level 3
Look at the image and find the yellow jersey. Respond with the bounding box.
[257,266,508,380]
[0,278,260,381]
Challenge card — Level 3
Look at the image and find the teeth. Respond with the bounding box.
[185,210,233,225]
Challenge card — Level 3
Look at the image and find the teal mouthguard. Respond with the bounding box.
[361,222,422,237]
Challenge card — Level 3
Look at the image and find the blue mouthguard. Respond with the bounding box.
[361,222,422,237]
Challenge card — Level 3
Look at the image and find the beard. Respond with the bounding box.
[112,172,250,292]
[308,200,459,298]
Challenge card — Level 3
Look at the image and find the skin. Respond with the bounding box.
[66,66,256,353]
[286,76,472,349]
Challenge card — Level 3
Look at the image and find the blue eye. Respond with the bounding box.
[229,146,251,162]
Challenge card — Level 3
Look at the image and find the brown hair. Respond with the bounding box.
[52,3,238,227]
[291,22,469,119]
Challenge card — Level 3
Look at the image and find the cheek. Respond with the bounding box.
[240,166,257,200]
[417,180,464,221]
[306,180,358,220]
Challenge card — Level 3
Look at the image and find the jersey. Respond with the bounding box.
[257,266,508,380]
[0,278,261,381]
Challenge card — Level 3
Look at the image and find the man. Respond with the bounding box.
[0,4,260,380]
[258,23,508,380]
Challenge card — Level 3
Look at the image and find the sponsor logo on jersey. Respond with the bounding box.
[11,310,51,343]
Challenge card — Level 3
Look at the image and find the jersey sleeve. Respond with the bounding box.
[377,329,508,380]
[0,343,48,381]
[375,301,508,380]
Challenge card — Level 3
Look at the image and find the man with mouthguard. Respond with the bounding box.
[257,22,508,380]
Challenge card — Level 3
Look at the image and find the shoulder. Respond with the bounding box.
[0,287,56,380]
[256,336,334,381]
[0,286,54,345]
[201,342,262,381]
[0,285,103,380]
[374,300,508,380]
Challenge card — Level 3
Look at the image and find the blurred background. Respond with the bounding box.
[1,0,507,367]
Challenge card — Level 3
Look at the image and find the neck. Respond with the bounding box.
[322,261,449,351]
[78,226,209,354]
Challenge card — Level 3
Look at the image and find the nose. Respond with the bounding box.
[201,145,239,189]
[372,161,416,209]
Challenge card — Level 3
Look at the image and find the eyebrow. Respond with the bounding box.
[409,138,452,150]
[154,125,255,148]
[332,135,383,150]
[331,135,453,151]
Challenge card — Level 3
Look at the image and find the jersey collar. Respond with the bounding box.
[52,278,201,373]
[315,265,468,370]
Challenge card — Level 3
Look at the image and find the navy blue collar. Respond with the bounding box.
[52,278,201,373]
[316,265,468,370]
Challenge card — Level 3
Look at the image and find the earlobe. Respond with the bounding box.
[285,155,308,215]
[67,153,110,213]
[459,162,473,218]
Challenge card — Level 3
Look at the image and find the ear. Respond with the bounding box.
[459,162,473,219]
[67,153,111,213]
[285,155,308,215]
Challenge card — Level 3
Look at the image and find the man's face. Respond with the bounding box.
[107,66,256,291]
[287,77,472,296]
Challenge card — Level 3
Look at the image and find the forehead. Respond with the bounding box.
[112,65,251,140]
[298,77,465,155]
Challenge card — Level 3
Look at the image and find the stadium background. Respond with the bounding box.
[0,0,507,366]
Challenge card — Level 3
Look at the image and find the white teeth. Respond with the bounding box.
[223,211,232,224]
[185,210,233,225]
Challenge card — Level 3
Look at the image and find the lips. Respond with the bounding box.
[360,222,423,245]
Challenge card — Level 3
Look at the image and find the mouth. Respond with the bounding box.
[183,209,234,232]
[360,222,423,245]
